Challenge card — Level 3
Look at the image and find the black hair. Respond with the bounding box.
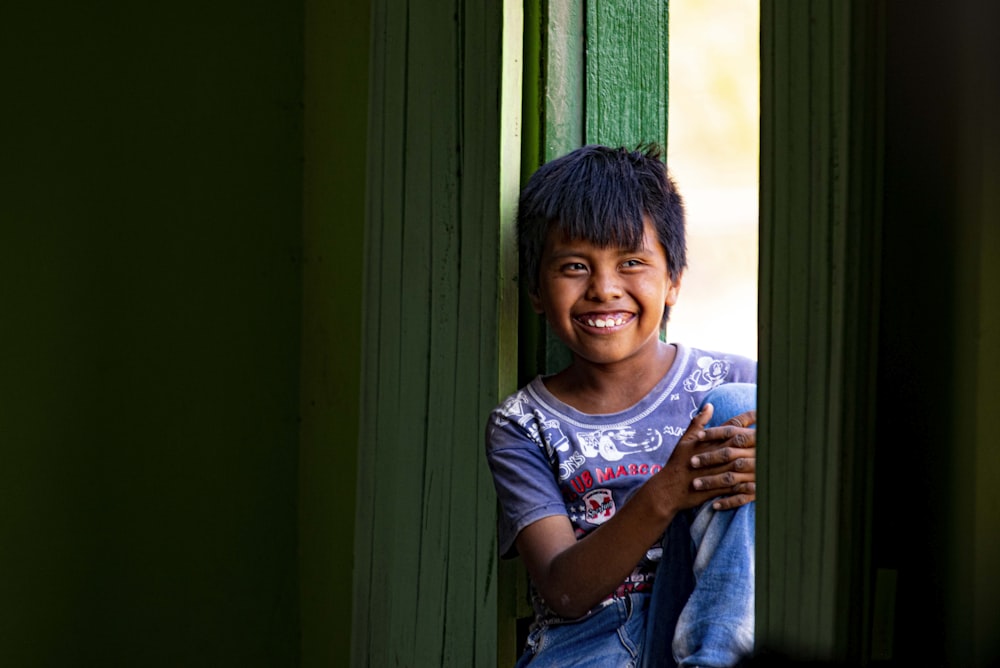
[517,144,687,299]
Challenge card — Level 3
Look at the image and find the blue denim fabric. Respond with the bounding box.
[516,593,650,668]
[642,382,757,668]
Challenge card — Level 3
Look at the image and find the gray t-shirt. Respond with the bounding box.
[485,343,757,623]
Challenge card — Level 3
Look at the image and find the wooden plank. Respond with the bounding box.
[545,0,585,158]
[352,0,396,663]
[356,0,422,664]
[414,0,462,661]
[758,1,884,662]
[383,0,436,660]
[495,0,525,664]
[586,0,668,148]
[757,0,778,650]
[355,0,513,665]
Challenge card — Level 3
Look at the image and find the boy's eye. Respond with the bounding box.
[621,259,643,268]
[561,262,587,272]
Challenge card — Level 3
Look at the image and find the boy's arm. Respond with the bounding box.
[515,404,757,620]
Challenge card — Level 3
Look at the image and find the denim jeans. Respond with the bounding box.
[516,383,757,668]
[515,593,650,668]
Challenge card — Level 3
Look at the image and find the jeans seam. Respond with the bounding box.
[617,594,640,661]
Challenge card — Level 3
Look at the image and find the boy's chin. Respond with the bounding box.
[569,341,666,367]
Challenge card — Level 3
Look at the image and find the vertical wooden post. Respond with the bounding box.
[353,1,520,665]
[586,0,670,148]
[758,1,884,661]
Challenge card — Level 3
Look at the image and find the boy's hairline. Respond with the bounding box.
[516,143,687,295]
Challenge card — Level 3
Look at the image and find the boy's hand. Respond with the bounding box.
[656,404,757,514]
[691,408,757,510]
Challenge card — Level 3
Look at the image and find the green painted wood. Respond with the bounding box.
[759,1,884,662]
[544,0,585,161]
[538,0,587,379]
[353,1,517,665]
[498,2,528,665]
[586,0,669,149]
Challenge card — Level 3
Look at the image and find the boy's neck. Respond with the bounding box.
[543,342,678,415]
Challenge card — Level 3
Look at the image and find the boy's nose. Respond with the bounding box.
[586,270,623,301]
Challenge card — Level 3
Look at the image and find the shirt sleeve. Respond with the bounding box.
[484,406,570,558]
[732,354,758,384]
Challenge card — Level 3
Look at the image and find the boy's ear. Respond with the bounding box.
[665,271,683,307]
[529,290,545,314]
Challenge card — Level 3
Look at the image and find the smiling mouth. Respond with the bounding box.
[575,313,632,329]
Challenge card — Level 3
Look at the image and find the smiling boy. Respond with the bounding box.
[486,145,758,667]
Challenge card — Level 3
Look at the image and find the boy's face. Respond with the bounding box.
[530,217,681,368]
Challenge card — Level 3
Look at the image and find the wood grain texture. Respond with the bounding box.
[759,1,884,662]
[353,1,517,665]
[586,0,669,149]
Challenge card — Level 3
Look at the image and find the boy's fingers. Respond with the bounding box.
[726,409,757,428]
[679,403,715,444]
[690,447,755,470]
[699,424,757,448]
[692,471,755,492]
[711,491,756,511]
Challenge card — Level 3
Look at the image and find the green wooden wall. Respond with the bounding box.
[351,1,520,665]
[758,1,884,660]
[1,1,305,665]
[873,1,1000,664]
[760,0,1000,664]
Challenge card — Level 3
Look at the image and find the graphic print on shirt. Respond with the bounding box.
[683,355,733,392]
[576,425,664,461]
[493,389,530,428]
[683,355,733,417]
[493,390,568,458]
[582,488,616,525]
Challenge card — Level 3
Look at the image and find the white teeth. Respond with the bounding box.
[583,315,628,328]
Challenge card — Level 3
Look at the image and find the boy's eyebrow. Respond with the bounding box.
[544,243,654,261]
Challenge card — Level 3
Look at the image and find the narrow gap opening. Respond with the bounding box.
[665,0,760,360]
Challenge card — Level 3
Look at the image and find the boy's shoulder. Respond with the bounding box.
[675,342,757,365]
[668,342,758,390]
[488,377,549,431]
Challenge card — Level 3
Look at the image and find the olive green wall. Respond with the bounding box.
[1,1,319,665]
[874,1,1000,664]
[759,1,1000,664]
[301,0,369,664]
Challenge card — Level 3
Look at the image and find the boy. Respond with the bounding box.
[485,145,758,667]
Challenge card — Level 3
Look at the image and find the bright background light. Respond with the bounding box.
[665,0,759,360]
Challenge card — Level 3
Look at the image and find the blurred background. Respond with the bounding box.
[666,0,759,360]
